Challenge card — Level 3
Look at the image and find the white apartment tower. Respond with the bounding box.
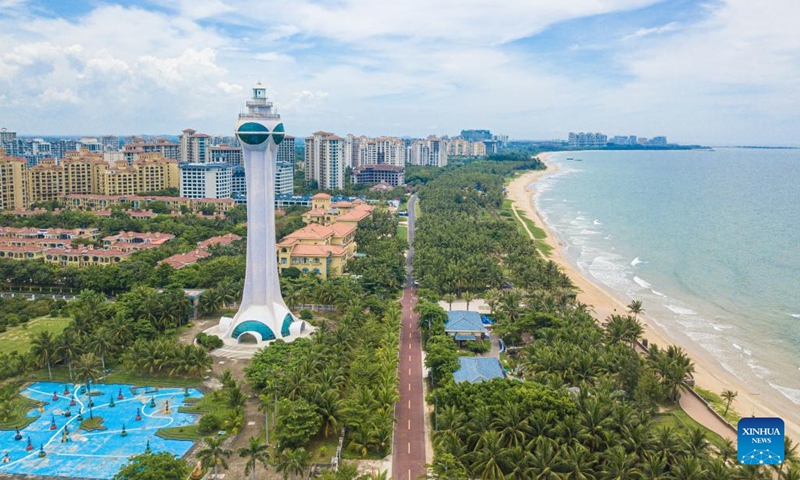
[305,131,345,190]
[180,129,211,163]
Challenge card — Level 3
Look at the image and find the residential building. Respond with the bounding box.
[568,132,608,148]
[159,233,242,270]
[0,155,29,210]
[179,163,233,199]
[460,129,492,142]
[123,138,180,163]
[103,231,175,252]
[179,129,211,163]
[133,154,180,193]
[210,145,243,166]
[275,161,294,195]
[277,222,356,279]
[277,135,296,164]
[408,136,447,167]
[305,131,345,190]
[352,164,404,186]
[302,193,374,226]
[103,160,139,196]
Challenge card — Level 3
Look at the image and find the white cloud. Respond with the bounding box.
[625,22,680,39]
[217,82,243,94]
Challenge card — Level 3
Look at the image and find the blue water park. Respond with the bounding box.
[0,382,203,479]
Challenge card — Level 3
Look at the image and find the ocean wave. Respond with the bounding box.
[664,304,698,316]
[732,343,742,350]
[651,290,666,297]
[771,384,800,406]
[579,229,601,235]
[587,255,632,291]
[791,314,800,319]
[593,219,602,225]
[604,235,613,240]
[575,215,587,221]
[630,256,644,266]
[633,276,652,289]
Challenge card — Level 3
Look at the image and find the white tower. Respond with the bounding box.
[218,83,305,344]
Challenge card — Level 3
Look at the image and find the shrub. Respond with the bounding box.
[299,309,313,321]
[198,414,221,434]
[463,340,491,354]
[196,333,224,350]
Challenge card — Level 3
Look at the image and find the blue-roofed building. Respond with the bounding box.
[445,310,488,343]
[453,357,505,383]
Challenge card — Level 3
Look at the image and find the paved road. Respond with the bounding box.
[393,194,426,480]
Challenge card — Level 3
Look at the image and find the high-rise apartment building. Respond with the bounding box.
[124,139,180,162]
[305,131,345,190]
[179,163,233,199]
[133,153,180,193]
[210,145,243,166]
[180,129,211,163]
[0,149,180,209]
[408,136,448,167]
[0,155,28,210]
[277,135,296,164]
[568,132,608,148]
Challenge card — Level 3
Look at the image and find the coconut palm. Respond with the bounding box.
[89,331,113,373]
[275,447,308,480]
[74,352,102,393]
[197,435,232,479]
[238,436,269,480]
[627,300,644,319]
[442,293,456,311]
[55,331,81,381]
[720,389,737,416]
[462,291,474,311]
[30,331,57,380]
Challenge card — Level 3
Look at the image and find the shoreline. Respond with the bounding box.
[507,153,800,443]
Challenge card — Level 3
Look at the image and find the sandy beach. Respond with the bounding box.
[507,153,800,443]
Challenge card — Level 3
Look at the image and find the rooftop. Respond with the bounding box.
[445,310,488,334]
[453,357,505,383]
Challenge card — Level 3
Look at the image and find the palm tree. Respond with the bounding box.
[462,291,474,311]
[442,293,456,311]
[89,332,113,373]
[197,435,232,479]
[237,436,269,480]
[627,300,644,319]
[31,331,56,380]
[74,352,102,393]
[55,331,81,381]
[276,447,308,480]
[720,389,737,416]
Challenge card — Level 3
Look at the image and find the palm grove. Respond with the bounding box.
[412,159,799,479]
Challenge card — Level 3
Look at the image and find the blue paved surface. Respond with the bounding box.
[0,382,203,479]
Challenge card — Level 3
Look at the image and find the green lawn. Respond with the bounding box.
[694,386,741,425]
[0,317,72,355]
[500,199,553,257]
[655,407,728,451]
[397,224,408,241]
[414,198,421,218]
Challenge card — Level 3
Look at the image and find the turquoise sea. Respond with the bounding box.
[535,149,800,417]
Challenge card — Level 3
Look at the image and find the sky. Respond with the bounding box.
[0,0,798,145]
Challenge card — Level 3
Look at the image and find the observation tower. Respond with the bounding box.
[217,83,306,345]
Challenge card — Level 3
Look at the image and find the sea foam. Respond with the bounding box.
[630,256,644,266]
[633,276,652,289]
[664,304,698,316]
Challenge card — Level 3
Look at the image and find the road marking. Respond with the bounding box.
[408,469,411,480]
[408,400,411,409]
[408,368,411,375]
[408,355,411,362]
[408,343,411,350]
[407,442,411,454]
[408,383,411,391]
[408,419,411,430]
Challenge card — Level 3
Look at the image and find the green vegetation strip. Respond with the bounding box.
[103,371,200,389]
[0,317,71,355]
[0,397,41,430]
[656,407,728,451]
[397,224,408,240]
[694,386,741,424]
[80,417,107,432]
[156,425,200,441]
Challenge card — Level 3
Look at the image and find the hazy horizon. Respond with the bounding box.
[1,0,798,145]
